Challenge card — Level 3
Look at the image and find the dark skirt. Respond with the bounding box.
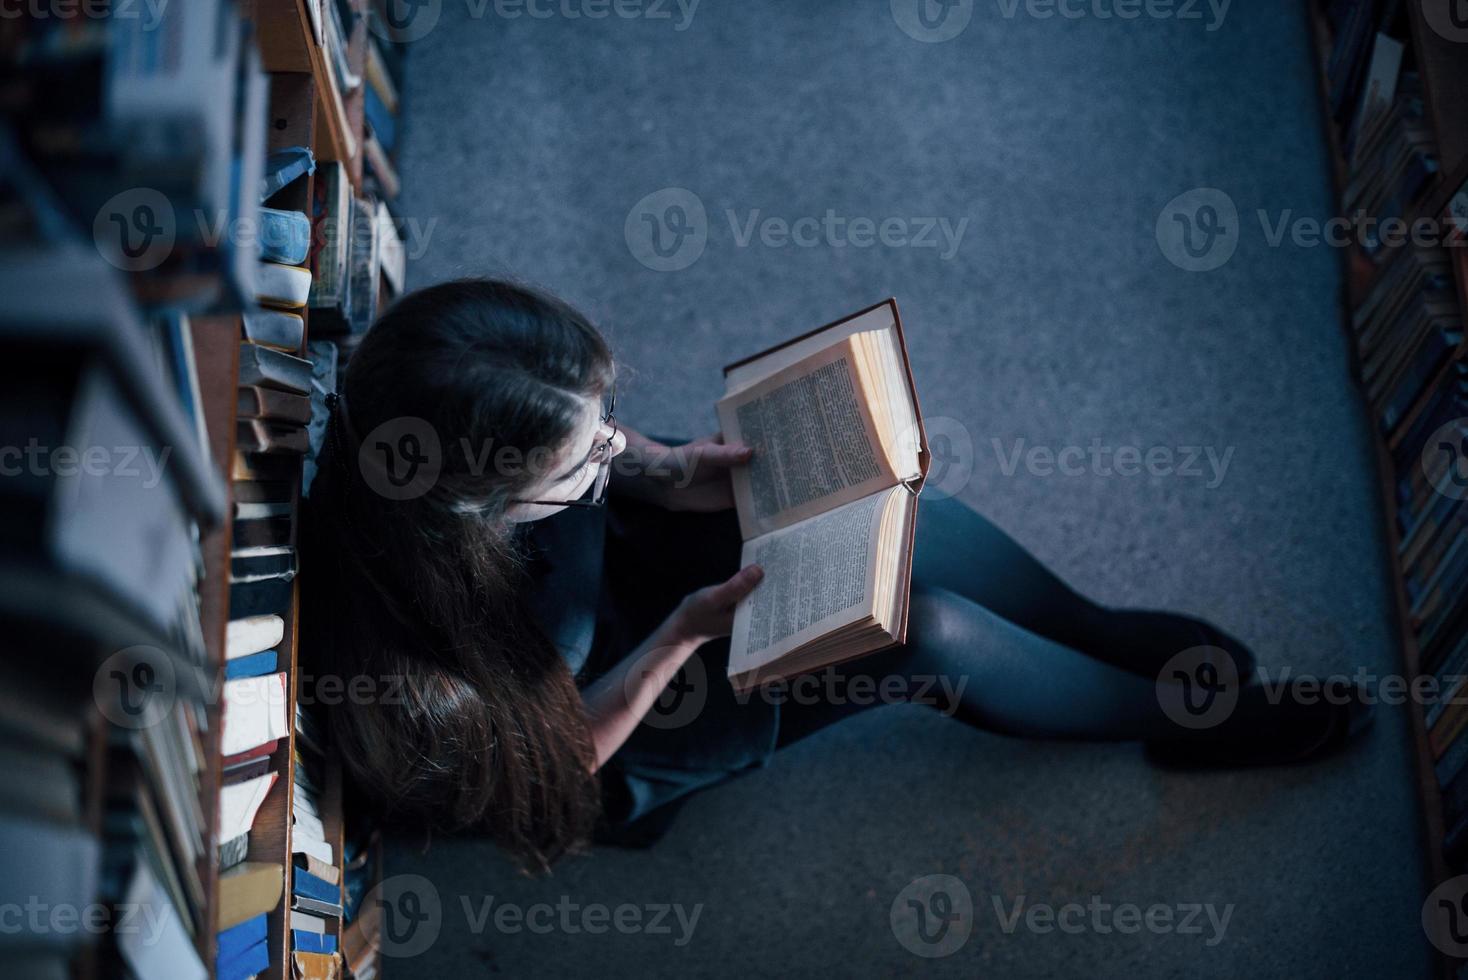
[519,495,780,846]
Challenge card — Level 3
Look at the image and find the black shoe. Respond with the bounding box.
[1145,678,1374,769]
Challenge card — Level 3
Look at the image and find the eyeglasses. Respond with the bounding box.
[512,387,617,509]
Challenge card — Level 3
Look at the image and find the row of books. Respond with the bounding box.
[290,705,344,977]
[217,613,288,980]
[1320,0,1468,902]
[3,0,267,311]
[0,252,229,980]
[362,3,405,204]
[1323,2,1441,266]
[1351,244,1462,436]
[309,161,406,340]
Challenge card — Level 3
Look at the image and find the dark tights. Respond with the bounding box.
[775,498,1334,749]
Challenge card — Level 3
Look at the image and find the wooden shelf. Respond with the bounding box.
[1406,1,1468,179]
[1307,5,1468,977]
[249,0,363,191]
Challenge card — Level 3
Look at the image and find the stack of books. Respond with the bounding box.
[290,705,343,976]
[216,612,290,979]
[362,6,405,203]
[233,334,312,592]
[0,254,227,980]
[341,831,384,980]
[1350,244,1462,435]
[2,0,266,309]
[308,164,405,339]
[1342,71,1440,263]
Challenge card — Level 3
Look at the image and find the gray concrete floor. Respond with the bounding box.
[388,1,1430,975]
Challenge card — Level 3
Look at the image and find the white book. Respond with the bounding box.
[226,614,284,659]
[219,772,277,841]
[716,301,927,693]
[221,672,289,756]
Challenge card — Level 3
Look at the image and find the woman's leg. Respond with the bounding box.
[775,585,1353,754]
[912,497,1256,679]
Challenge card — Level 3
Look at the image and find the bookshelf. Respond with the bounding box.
[0,0,402,976]
[1307,2,1468,976]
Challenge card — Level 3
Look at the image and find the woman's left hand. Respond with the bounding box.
[615,428,753,512]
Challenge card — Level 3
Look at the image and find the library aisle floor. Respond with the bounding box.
[392,2,1426,976]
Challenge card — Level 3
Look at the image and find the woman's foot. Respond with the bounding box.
[1145,678,1375,768]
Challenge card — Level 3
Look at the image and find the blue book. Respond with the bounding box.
[364,84,396,152]
[292,930,338,954]
[226,649,279,680]
[258,207,312,265]
[217,913,268,964]
[260,146,316,203]
[218,936,269,980]
[292,867,341,904]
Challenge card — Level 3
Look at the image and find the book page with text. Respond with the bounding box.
[727,487,892,677]
[717,338,897,538]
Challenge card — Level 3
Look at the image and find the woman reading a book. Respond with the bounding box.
[302,279,1370,872]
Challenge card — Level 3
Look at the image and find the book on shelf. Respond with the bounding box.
[218,861,284,932]
[262,146,317,203]
[241,341,315,394]
[715,300,929,692]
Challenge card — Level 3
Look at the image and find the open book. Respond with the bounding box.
[716,300,929,693]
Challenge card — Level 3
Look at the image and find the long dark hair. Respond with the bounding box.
[300,279,613,872]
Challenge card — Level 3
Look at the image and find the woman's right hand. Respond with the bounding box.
[669,564,765,646]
